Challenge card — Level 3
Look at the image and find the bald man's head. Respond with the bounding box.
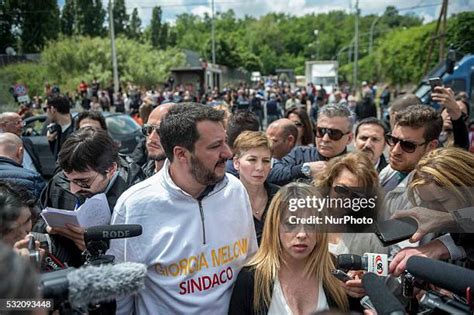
[0,112,23,136]
[0,133,24,164]
[146,103,176,161]
[266,118,298,159]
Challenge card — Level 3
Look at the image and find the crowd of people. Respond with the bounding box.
[0,75,473,315]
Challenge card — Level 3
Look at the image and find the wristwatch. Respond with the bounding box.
[301,162,312,178]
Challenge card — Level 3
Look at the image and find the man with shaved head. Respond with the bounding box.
[141,103,176,177]
[0,112,42,175]
[0,133,45,198]
[265,118,298,161]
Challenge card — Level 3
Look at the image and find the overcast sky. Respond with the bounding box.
[58,0,474,26]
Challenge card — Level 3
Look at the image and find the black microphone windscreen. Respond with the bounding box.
[406,256,474,296]
[85,224,143,241]
[362,273,405,315]
[68,262,147,308]
[336,254,362,270]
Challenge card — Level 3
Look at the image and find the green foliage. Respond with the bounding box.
[149,6,162,49]
[19,0,60,53]
[75,0,106,37]
[60,0,75,36]
[0,0,20,52]
[0,36,186,105]
[446,11,474,55]
[0,62,49,106]
[127,8,142,40]
[111,0,128,35]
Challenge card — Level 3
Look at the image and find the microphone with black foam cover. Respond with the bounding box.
[85,224,143,242]
[40,262,147,308]
[406,256,474,297]
[337,253,389,276]
[362,272,405,315]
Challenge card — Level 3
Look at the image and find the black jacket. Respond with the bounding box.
[229,267,360,315]
[0,156,45,199]
[254,182,280,245]
[34,156,145,267]
[22,136,43,175]
[267,146,347,186]
[377,154,388,173]
[47,117,75,160]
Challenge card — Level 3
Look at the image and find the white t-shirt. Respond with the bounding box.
[268,277,329,315]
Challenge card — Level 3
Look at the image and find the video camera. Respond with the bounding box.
[39,224,144,314]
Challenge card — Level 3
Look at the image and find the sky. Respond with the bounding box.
[58,0,474,26]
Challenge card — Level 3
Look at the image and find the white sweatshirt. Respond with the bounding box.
[108,159,258,314]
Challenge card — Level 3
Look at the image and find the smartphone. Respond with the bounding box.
[429,77,443,92]
[375,217,418,247]
[331,269,354,282]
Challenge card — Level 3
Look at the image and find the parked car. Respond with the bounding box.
[23,112,144,178]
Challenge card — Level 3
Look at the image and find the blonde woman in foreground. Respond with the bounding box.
[228,182,355,315]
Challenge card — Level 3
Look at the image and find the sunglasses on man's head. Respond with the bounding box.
[142,124,160,137]
[385,134,428,153]
[315,127,350,141]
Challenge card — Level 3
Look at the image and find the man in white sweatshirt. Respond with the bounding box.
[108,103,258,314]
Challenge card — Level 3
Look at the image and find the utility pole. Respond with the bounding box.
[423,0,449,76]
[211,0,216,65]
[109,0,119,94]
[353,0,359,90]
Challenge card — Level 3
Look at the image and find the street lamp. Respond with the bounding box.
[369,15,382,56]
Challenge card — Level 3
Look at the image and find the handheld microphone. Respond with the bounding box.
[337,253,389,276]
[40,262,147,308]
[362,272,405,315]
[419,291,471,314]
[406,256,474,297]
[84,224,143,242]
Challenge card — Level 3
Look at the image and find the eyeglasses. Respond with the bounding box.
[315,127,350,141]
[69,173,101,189]
[142,124,160,137]
[385,134,428,153]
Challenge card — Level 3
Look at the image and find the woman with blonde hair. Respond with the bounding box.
[229,182,351,314]
[390,147,474,275]
[233,131,279,244]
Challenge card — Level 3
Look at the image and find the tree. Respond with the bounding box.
[19,0,60,53]
[110,0,128,35]
[0,0,19,52]
[149,6,162,49]
[127,7,141,40]
[76,0,105,37]
[159,22,168,49]
[60,0,75,36]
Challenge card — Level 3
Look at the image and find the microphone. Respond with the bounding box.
[362,272,405,315]
[40,262,147,308]
[406,256,474,297]
[419,291,471,314]
[84,224,143,242]
[336,253,389,276]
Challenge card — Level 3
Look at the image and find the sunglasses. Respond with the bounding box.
[42,107,51,112]
[142,124,160,136]
[385,134,428,153]
[293,122,303,127]
[333,185,366,199]
[315,127,350,141]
